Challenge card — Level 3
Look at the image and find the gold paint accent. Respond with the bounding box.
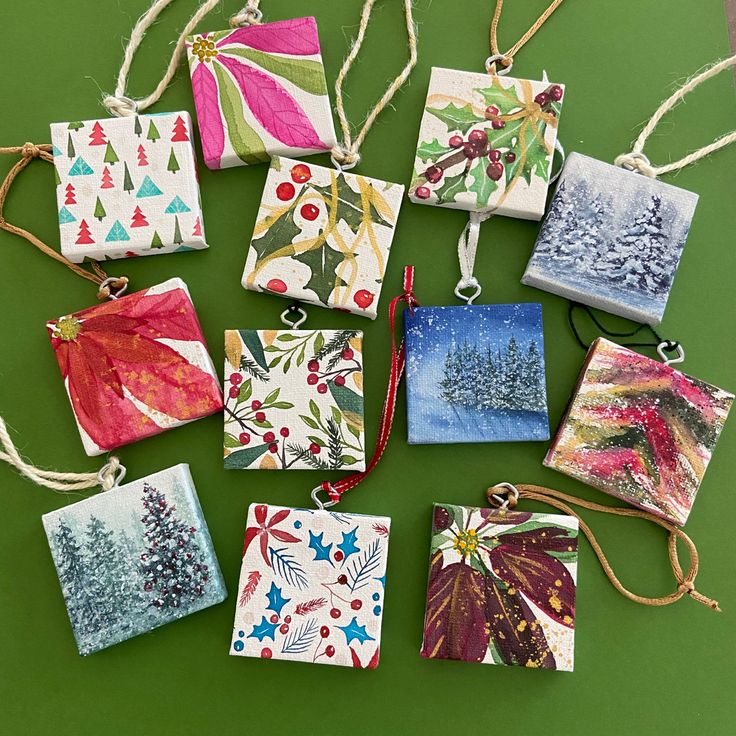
[55,316,82,342]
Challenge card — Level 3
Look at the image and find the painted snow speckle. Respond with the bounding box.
[241,157,404,319]
[230,504,390,667]
[186,17,337,169]
[409,68,563,219]
[422,503,578,671]
[51,113,207,262]
[42,464,226,656]
[404,304,549,444]
[545,338,733,525]
[522,152,699,325]
[223,329,365,470]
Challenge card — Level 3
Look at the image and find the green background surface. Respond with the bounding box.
[1,1,734,733]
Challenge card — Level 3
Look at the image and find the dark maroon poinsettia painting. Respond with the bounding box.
[421,503,578,671]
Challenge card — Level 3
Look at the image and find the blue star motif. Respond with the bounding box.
[265,582,291,616]
[248,616,279,642]
[308,530,333,563]
[337,526,360,562]
[337,616,375,645]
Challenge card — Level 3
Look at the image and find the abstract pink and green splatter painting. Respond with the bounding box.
[545,338,733,525]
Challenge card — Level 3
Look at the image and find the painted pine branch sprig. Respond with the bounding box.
[410,69,564,219]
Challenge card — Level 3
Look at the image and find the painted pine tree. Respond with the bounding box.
[533,180,573,258]
[67,133,75,159]
[519,341,545,411]
[147,120,161,143]
[83,516,125,631]
[89,122,107,146]
[67,121,84,132]
[173,216,183,245]
[93,196,106,221]
[65,183,76,205]
[150,230,163,248]
[439,345,463,404]
[76,220,94,245]
[171,116,189,142]
[134,116,142,137]
[139,483,209,611]
[104,142,119,165]
[137,144,148,166]
[167,148,180,174]
[100,167,114,189]
[131,206,148,228]
[478,346,498,409]
[122,162,134,194]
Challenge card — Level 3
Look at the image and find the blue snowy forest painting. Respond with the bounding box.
[522,152,698,325]
[42,464,226,655]
[405,304,549,444]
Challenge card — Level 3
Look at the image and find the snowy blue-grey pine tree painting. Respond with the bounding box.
[404,304,549,444]
[522,152,698,325]
[42,464,226,655]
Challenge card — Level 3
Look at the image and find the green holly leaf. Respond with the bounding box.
[294,244,346,306]
[235,379,253,404]
[416,138,450,163]
[239,330,269,372]
[328,381,363,431]
[309,400,321,421]
[434,172,467,205]
[224,432,242,448]
[300,415,320,430]
[264,388,281,404]
[224,443,270,469]
[340,455,359,466]
[504,122,552,187]
[468,158,497,209]
[251,207,302,264]
[427,103,479,134]
[474,79,523,115]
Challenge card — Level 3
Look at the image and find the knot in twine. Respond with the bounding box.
[20,142,44,159]
[229,2,262,27]
[103,95,138,118]
[487,482,721,612]
[330,145,361,170]
[614,152,657,178]
[96,275,130,301]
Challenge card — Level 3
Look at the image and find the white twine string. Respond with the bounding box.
[229,0,262,27]
[615,54,736,178]
[103,0,221,117]
[455,211,493,304]
[331,0,418,170]
[0,417,123,492]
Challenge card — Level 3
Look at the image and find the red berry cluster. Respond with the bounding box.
[274,164,321,221]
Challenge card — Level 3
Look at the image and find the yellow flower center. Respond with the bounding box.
[453,528,478,556]
[55,316,82,341]
[192,36,218,63]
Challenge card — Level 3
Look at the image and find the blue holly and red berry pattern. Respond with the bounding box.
[223,329,365,470]
[231,504,390,667]
[51,112,207,262]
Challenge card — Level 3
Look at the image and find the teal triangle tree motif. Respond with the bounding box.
[58,206,76,224]
[136,175,163,198]
[105,220,131,242]
[52,144,63,157]
[68,157,94,176]
[165,195,191,213]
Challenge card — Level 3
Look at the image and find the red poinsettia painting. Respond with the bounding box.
[47,278,223,455]
[421,503,578,671]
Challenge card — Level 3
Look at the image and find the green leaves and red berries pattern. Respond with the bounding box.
[231,504,390,667]
[223,329,365,470]
[51,112,207,262]
[410,68,564,219]
[242,156,404,319]
[421,503,578,671]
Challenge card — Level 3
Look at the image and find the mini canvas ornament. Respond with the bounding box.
[223,329,365,470]
[241,157,403,318]
[42,463,226,656]
[186,7,337,169]
[51,112,206,261]
[422,501,578,670]
[409,67,563,219]
[523,55,736,325]
[545,337,733,526]
[228,268,418,668]
[405,303,549,444]
[47,278,223,456]
[231,504,388,667]
[241,0,416,320]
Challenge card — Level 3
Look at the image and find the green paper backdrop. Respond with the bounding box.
[1,1,734,733]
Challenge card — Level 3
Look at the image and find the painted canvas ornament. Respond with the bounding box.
[240,0,416,320]
[231,504,388,666]
[523,55,736,325]
[228,268,418,668]
[186,8,337,169]
[51,112,206,261]
[223,329,365,471]
[42,463,226,656]
[422,501,578,670]
[48,278,222,456]
[405,303,549,444]
[545,337,733,526]
[241,157,403,318]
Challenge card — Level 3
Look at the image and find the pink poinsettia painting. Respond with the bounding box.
[186,17,337,169]
[47,278,223,456]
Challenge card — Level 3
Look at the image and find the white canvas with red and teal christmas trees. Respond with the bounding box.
[42,464,226,656]
[51,112,207,262]
[230,503,389,668]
